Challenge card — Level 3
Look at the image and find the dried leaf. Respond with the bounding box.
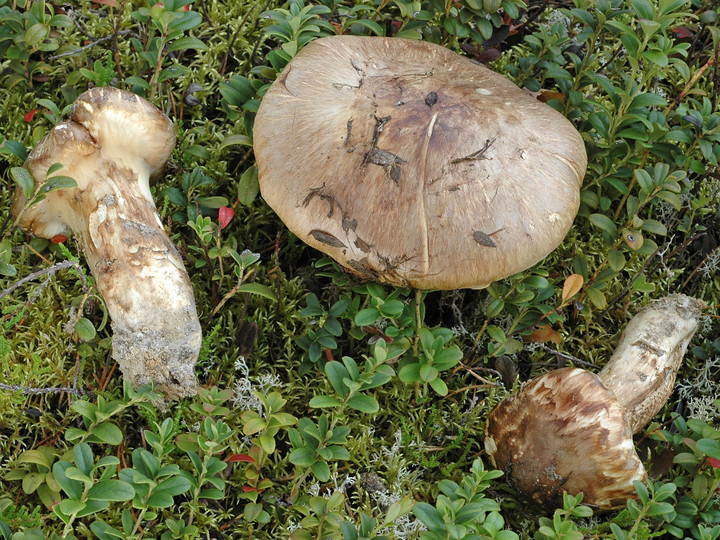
[526,325,562,345]
[218,206,234,229]
[473,230,496,247]
[561,273,584,303]
[92,0,119,5]
[309,230,346,248]
[537,90,565,103]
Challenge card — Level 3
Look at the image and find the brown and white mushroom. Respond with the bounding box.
[484,294,705,510]
[11,87,201,400]
[253,36,587,290]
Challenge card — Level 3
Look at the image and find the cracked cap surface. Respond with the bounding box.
[254,36,587,289]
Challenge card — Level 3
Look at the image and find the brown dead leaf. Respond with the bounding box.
[526,325,562,345]
[92,0,119,6]
[537,90,565,103]
[561,273,584,303]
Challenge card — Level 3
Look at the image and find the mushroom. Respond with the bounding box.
[11,87,201,400]
[253,36,587,290]
[484,294,705,510]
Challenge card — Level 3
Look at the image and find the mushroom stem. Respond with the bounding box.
[78,168,201,400]
[598,294,706,433]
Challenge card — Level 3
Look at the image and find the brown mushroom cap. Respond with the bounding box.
[484,367,646,510]
[254,36,587,289]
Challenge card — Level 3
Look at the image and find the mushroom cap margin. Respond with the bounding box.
[71,86,176,176]
[11,121,97,238]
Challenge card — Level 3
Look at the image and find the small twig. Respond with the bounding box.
[666,54,716,115]
[682,243,720,291]
[220,2,262,76]
[0,260,88,301]
[112,1,127,79]
[67,7,95,39]
[0,383,86,397]
[534,343,596,368]
[46,30,135,60]
[454,362,503,383]
[713,43,719,112]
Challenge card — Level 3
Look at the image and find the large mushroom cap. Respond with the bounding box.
[254,36,587,289]
[484,368,646,510]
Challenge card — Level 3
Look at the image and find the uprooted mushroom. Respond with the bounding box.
[11,87,201,400]
[484,294,706,510]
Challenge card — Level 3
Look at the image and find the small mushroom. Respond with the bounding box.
[11,87,201,401]
[253,36,587,289]
[484,294,705,510]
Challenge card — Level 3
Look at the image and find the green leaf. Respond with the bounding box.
[25,23,49,47]
[196,195,229,209]
[146,492,174,508]
[641,219,667,236]
[325,361,350,398]
[11,167,34,199]
[429,377,448,396]
[64,467,92,483]
[309,395,342,408]
[237,166,259,206]
[167,36,208,52]
[90,521,125,540]
[18,448,55,470]
[235,283,277,301]
[87,480,135,501]
[289,447,315,467]
[243,417,267,435]
[125,76,151,90]
[258,431,276,454]
[607,250,626,271]
[73,444,94,477]
[347,394,379,413]
[58,499,86,516]
[631,0,655,18]
[643,49,668,67]
[419,364,438,382]
[91,423,123,445]
[588,214,618,238]
[413,503,444,532]
[75,318,96,341]
[630,93,667,109]
[379,299,405,318]
[220,134,252,150]
[697,438,720,459]
[154,475,192,497]
[199,488,225,499]
[398,363,420,383]
[311,461,330,482]
[351,19,384,36]
[22,472,46,494]
[585,287,606,309]
[44,175,78,192]
[354,307,379,326]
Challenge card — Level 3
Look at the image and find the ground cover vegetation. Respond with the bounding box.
[0,0,720,537]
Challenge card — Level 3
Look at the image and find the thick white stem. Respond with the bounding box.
[598,294,705,433]
[72,166,201,401]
